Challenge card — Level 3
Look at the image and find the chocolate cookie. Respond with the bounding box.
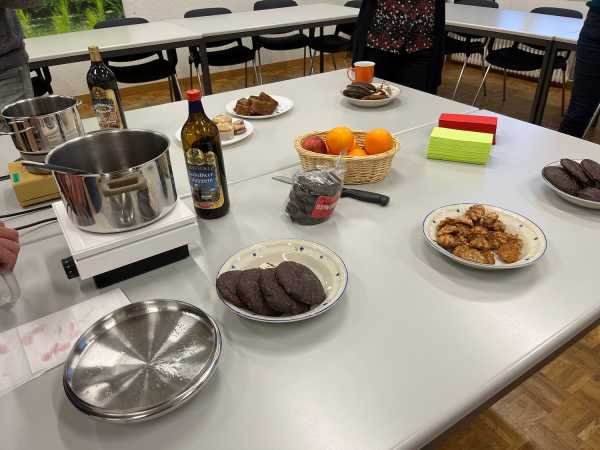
[259,268,309,315]
[542,166,579,195]
[237,269,277,316]
[216,270,244,308]
[560,159,592,186]
[275,261,326,306]
[581,159,600,184]
[576,186,600,202]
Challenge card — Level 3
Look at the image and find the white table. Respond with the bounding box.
[1,108,600,449]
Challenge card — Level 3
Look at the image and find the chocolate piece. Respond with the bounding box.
[275,261,326,306]
[216,270,244,308]
[560,159,592,186]
[259,268,309,315]
[542,166,579,195]
[237,269,277,316]
[576,186,600,202]
[581,159,600,184]
[234,98,251,116]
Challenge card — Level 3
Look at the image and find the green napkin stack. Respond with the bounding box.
[427,127,493,165]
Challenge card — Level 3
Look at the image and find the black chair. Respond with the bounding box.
[94,17,182,101]
[474,7,583,113]
[308,0,361,74]
[185,8,259,90]
[253,0,310,82]
[444,0,499,99]
[30,67,53,96]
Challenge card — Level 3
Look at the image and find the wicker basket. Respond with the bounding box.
[294,131,399,185]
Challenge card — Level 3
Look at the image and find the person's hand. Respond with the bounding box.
[0,222,20,272]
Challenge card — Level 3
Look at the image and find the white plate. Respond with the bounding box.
[225,95,293,120]
[422,203,547,270]
[175,120,254,147]
[342,85,400,108]
[542,160,600,210]
[216,239,348,323]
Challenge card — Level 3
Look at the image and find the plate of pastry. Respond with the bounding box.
[175,114,253,146]
[341,82,400,108]
[216,239,348,323]
[422,203,547,270]
[542,158,600,209]
[226,92,293,119]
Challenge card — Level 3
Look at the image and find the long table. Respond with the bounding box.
[1,71,600,448]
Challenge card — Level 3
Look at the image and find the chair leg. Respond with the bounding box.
[561,69,566,116]
[303,47,307,76]
[168,77,174,102]
[171,75,182,102]
[189,63,194,90]
[309,48,315,75]
[195,65,203,92]
[331,53,337,70]
[473,65,492,106]
[245,62,248,88]
[252,57,260,85]
[502,69,507,102]
[452,59,468,100]
[583,103,600,139]
[257,49,264,84]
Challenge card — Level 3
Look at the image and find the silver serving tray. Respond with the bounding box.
[64,300,222,423]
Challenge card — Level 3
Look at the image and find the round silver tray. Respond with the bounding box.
[63,299,222,423]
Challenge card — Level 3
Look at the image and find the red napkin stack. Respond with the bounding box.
[438,113,498,144]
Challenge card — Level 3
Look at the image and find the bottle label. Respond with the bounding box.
[185,147,224,210]
[90,87,124,129]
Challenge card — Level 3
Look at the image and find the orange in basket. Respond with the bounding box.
[326,127,355,155]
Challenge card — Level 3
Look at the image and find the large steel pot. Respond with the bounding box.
[1,96,85,166]
[47,129,178,233]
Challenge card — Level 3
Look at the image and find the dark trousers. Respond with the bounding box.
[559,9,600,138]
[363,47,440,95]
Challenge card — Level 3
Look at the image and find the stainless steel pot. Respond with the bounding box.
[1,95,85,154]
[47,129,178,233]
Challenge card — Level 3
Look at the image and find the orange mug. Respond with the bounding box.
[347,61,375,83]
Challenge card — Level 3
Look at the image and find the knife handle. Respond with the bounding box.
[340,188,390,206]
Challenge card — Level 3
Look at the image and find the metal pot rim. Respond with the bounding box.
[46,128,171,178]
[1,95,80,121]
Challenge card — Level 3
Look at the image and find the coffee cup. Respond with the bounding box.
[347,61,375,83]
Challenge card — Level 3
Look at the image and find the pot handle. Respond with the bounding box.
[0,272,21,307]
[102,176,148,196]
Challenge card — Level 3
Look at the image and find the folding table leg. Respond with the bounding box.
[252,58,260,85]
[529,39,557,124]
[332,54,337,70]
[473,65,491,106]
[198,40,213,95]
[583,102,600,139]
[303,47,307,76]
[257,49,264,84]
[245,62,248,88]
[452,59,468,100]
[502,69,507,102]
[171,75,182,101]
[319,27,325,73]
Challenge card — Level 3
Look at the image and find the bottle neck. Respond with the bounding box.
[188,99,205,115]
[89,48,102,63]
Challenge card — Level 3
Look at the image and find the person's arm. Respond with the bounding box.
[0,222,19,272]
[0,0,41,8]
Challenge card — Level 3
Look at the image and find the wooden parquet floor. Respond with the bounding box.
[77,56,600,449]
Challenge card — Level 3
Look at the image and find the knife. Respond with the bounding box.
[272,176,390,207]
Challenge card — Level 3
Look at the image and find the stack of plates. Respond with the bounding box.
[427,127,493,165]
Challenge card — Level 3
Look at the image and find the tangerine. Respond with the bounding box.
[326,127,355,155]
[364,128,394,155]
[348,147,367,157]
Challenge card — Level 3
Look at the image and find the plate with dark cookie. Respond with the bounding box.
[542,159,600,209]
[216,239,348,323]
[341,82,400,108]
[422,203,547,270]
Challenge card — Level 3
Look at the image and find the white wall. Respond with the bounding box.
[48,0,345,97]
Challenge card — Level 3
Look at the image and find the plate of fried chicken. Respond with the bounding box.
[422,203,547,270]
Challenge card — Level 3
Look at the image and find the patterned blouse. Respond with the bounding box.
[366,0,436,54]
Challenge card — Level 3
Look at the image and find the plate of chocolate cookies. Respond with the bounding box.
[542,159,600,209]
[216,239,348,323]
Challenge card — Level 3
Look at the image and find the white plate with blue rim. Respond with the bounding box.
[216,239,348,323]
[422,203,547,270]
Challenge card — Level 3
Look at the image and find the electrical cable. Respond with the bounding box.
[14,217,57,231]
[0,204,53,219]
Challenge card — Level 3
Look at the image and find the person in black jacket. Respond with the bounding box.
[352,0,445,94]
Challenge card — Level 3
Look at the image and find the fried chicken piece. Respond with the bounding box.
[438,224,459,236]
[466,204,486,222]
[470,225,489,237]
[497,241,522,263]
[480,212,499,228]
[482,250,496,264]
[455,215,474,227]
[489,231,514,249]
[437,233,459,249]
[455,223,473,237]
[469,236,492,250]
[489,220,506,232]
[452,244,494,264]
[437,218,456,230]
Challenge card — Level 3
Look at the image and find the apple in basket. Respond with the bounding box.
[301,135,327,154]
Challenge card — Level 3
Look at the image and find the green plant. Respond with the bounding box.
[51,0,71,34]
[16,10,34,37]
[85,0,106,29]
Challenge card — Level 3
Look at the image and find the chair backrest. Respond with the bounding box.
[184,8,236,48]
[530,7,583,19]
[455,0,499,8]
[94,17,157,62]
[338,1,362,37]
[254,0,298,11]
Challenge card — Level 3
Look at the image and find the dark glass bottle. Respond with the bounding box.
[181,89,230,219]
[87,45,127,129]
